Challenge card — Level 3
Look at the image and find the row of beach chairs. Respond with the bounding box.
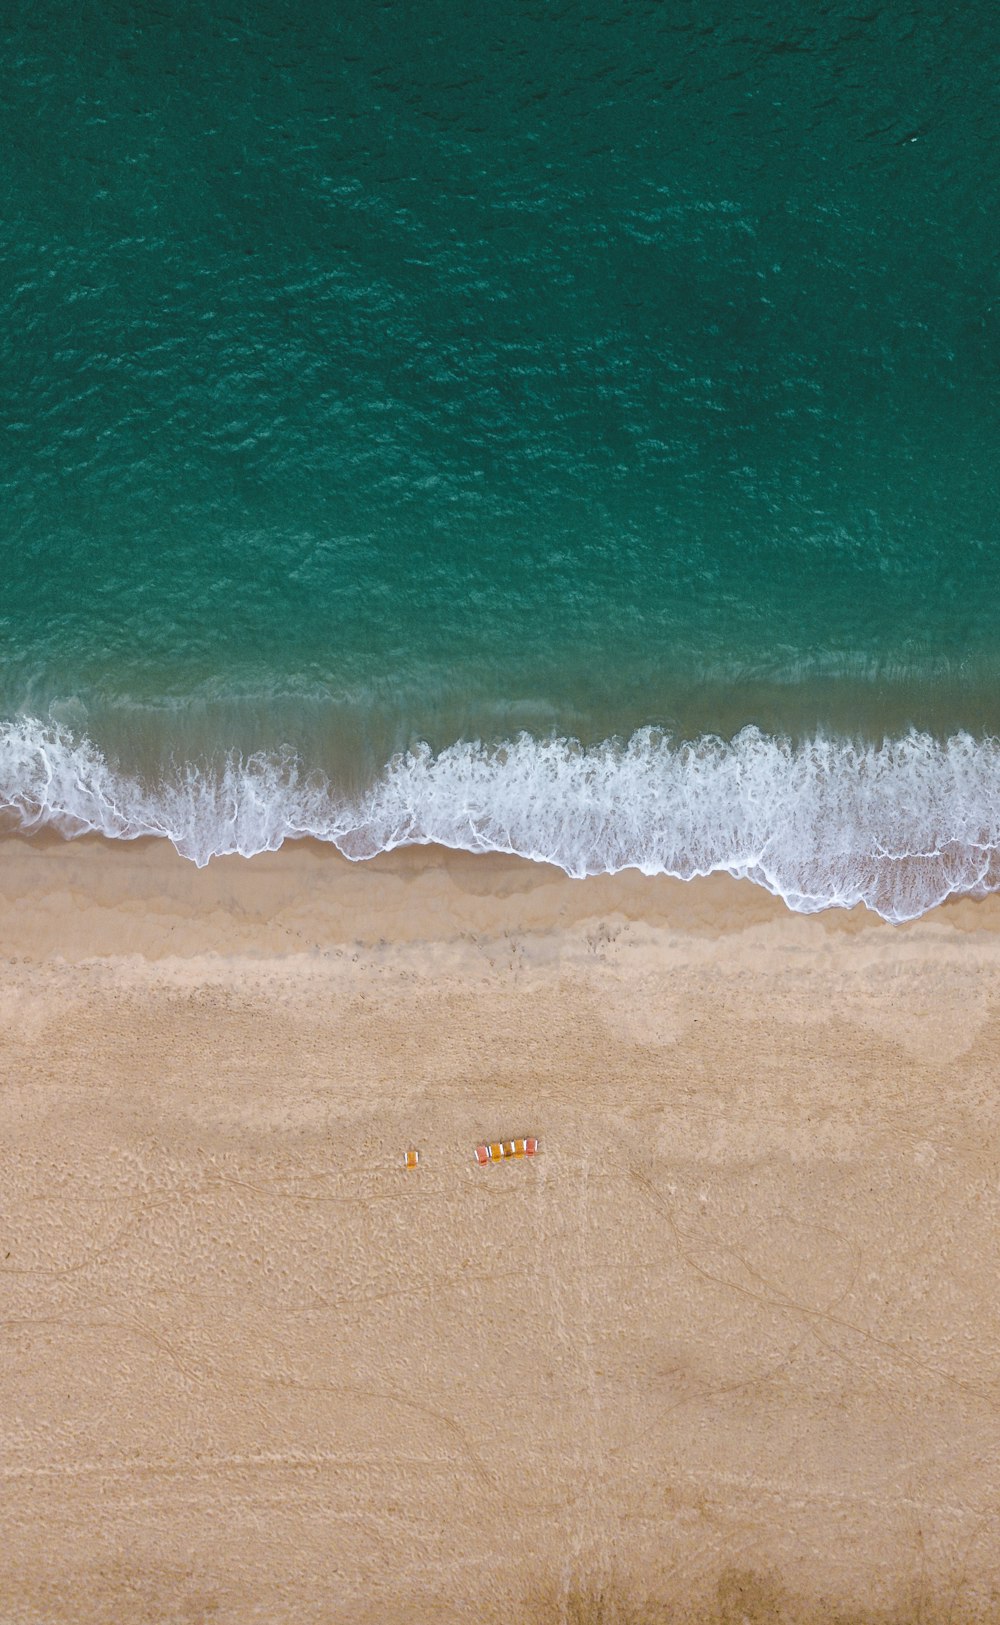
[476,1138,539,1164]
[403,1138,538,1171]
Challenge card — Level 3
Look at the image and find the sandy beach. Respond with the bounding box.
[2,834,1000,1624]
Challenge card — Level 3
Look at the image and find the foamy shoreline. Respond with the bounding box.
[3,832,1000,1622]
[6,718,1000,921]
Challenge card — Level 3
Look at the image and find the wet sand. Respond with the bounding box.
[2,835,1000,1623]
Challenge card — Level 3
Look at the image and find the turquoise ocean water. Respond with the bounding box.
[1,2,998,918]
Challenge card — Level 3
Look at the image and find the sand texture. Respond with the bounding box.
[2,836,1000,1623]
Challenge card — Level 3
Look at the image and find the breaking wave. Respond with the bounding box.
[3,716,1000,922]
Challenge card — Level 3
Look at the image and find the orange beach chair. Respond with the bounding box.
[403,1149,420,1171]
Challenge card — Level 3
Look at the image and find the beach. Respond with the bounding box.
[2,837,1000,1623]
[3,0,998,1617]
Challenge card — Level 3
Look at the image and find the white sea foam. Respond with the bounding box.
[3,716,1000,921]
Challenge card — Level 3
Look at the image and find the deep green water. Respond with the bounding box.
[1,2,998,915]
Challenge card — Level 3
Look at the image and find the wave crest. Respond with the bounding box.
[3,717,1000,922]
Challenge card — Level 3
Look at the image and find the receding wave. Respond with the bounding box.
[3,716,1000,922]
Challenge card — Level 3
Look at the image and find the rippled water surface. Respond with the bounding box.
[1,2,998,915]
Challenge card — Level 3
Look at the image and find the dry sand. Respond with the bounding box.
[2,834,1000,1624]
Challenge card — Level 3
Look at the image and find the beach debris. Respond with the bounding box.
[403,1148,420,1170]
[475,1138,538,1165]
